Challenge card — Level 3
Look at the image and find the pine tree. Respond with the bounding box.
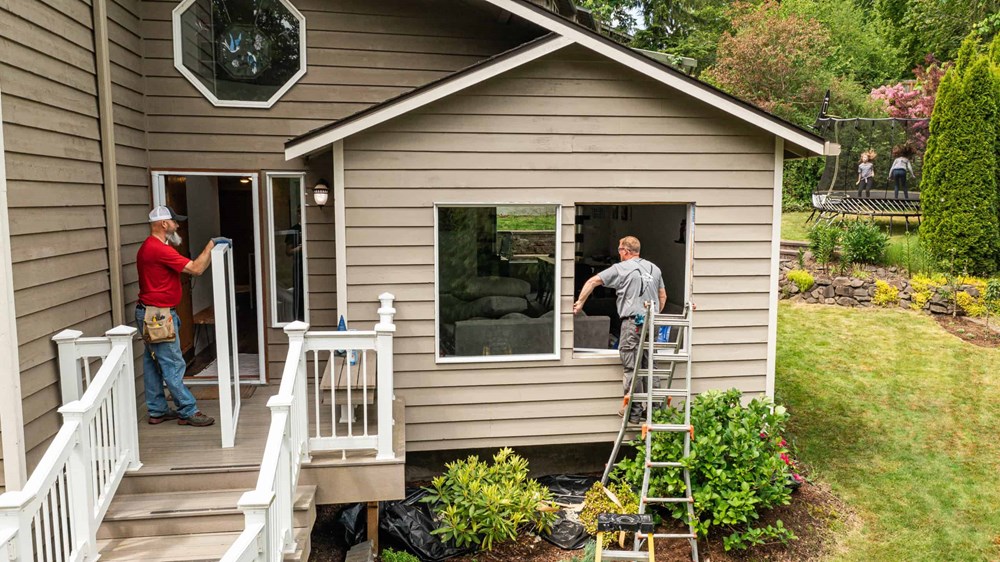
[920,35,1000,275]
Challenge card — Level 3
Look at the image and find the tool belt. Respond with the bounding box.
[142,306,176,344]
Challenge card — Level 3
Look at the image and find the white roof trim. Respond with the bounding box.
[479,0,830,156]
[285,34,574,160]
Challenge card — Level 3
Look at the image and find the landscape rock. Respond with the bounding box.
[850,278,865,288]
[836,297,859,307]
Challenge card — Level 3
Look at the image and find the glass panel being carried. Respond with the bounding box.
[437,205,559,359]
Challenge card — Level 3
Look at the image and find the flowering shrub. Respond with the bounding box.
[873,280,900,306]
[613,389,797,551]
[870,55,949,151]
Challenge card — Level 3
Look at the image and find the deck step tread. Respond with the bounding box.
[104,485,316,521]
[97,526,310,561]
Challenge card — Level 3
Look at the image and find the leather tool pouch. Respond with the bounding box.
[143,306,176,344]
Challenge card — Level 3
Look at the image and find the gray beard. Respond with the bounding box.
[166,232,183,247]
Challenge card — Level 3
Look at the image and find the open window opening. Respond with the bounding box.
[436,205,560,362]
[158,173,264,382]
[573,204,689,352]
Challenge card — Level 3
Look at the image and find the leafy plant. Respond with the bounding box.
[560,540,597,562]
[613,389,795,550]
[842,221,889,265]
[579,482,640,547]
[787,270,815,293]
[422,448,557,550]
[381,548,420,562]
[956,291,987,317]
[984,278,1000,327]
[872,280,900,307]
[885,234,939,276]
[723,519,797,551]
[807,223,841,269]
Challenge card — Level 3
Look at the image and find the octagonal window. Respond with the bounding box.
[172,0,306,107]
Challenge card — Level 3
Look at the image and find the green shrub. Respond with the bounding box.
[380,548,420,562]
[422,447,557,550]
[782,158,824,211]
[872,280,900,306]
[579,482,639,547]
[921,35,1000,275]
[787,269,815,292]
[561,541,596,562]
[613,389,797,550]
[842,221,889,264]
[884,234,939,275]
[807,223,841,267]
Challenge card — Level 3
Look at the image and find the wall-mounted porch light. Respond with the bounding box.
[313,180,329,207]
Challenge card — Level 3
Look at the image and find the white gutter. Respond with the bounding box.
[0,83,28,490]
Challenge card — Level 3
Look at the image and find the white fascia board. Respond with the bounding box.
[285,34,574,160]
[480,0,828,157]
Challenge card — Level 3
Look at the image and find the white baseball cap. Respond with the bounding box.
[148,205,187,222]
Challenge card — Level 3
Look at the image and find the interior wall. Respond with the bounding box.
[185,176,218,317]
[625,205,687,311]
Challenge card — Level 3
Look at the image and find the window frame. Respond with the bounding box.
[433,203,562,364]
[171,0,308,108]
[266,172,310,328]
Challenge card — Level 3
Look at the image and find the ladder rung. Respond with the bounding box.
[638,532,697,540]
[651,352,689,361]
[596,551,651,561]
[631,389,688,398]
[650,317,689,327]
[647,461,684,468]
[644,496,694,504]
[647,423,691,433]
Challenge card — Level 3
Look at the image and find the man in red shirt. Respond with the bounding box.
[136,205,216,426]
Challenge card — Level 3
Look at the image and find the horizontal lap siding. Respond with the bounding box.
[343,46,775,451]
[140,0,540,380]
[1,0,111,477]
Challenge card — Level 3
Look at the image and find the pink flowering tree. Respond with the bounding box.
[870,55,950,151]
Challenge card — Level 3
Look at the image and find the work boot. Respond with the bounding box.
[148,410,180,425]
[179,411,215,427]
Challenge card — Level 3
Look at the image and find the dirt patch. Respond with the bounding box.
[934,315,1000,348]
[309,504,348,562]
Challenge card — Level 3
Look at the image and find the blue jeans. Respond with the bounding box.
[892,169,908,199]
[135,306,198,418]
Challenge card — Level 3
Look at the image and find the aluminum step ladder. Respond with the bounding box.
[600,301,698,562]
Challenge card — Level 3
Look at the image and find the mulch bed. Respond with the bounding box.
[309,480,851,562]
[934,315,1000,348]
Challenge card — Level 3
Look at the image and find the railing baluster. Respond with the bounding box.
[362,350,369,437]
[346,348,353,438]
[50,483,63,562]
[312,349,320,439]
[58,470,71,559]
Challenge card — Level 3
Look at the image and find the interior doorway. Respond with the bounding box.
[151,171,267,383]
[572,204,692,352]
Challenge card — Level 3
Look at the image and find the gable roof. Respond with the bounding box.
[285,0,836,160]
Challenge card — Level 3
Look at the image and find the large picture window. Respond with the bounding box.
[173,0,307,107]
[268,173,308,326]
[436,205,560,361]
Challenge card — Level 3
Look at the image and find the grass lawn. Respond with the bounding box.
[776,302,1000,561]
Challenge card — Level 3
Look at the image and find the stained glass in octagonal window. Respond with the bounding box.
[174,0,305,106]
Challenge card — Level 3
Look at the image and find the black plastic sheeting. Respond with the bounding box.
[535,475,597,550]
[330,475,598,559]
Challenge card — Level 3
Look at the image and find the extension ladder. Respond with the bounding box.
[600,301,699,562]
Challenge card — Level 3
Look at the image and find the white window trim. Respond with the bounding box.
[570,203,695,358]
[266,172,310,328]
[171,0,307,108]
[434,203,562,364]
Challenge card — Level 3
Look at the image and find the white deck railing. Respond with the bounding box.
[0,326,142,561]
[220,293,396,561]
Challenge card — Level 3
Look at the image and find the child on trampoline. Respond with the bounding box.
[889,144,916,199]
[856,149,876,197]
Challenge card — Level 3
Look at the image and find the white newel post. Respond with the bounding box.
[374,292,396,460]
[267,399,295,554]
[283,321,310,464]
[52,329,84,404]
[237,490,275,561]
[106,325,142,471]
[0,490,35,560]
[58,406,98,561]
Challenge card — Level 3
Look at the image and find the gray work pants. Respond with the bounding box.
[619,317,646,400]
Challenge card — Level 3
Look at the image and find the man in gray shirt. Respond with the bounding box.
[573,236,666,421]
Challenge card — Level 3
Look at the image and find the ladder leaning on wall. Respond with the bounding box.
[599,301,699,562]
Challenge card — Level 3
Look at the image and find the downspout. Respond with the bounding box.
[93,0,124,326]
[0,83,28,490]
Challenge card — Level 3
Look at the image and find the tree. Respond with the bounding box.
[874,0,1000,70]
[920,36,1000,275]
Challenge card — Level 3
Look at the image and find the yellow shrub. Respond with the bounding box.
[956,275,987,290]
[956,291,987,317]
[787,269,815,292]
[910,274,945,293]
[911,291,932,311]
[872,280,899,306]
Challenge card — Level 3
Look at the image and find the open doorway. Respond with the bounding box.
[152,172,266,383]
[573,204,691,352]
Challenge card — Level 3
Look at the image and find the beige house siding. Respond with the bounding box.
[0,0,113,478]
[342,45,775,451]
[139,0,542,379]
